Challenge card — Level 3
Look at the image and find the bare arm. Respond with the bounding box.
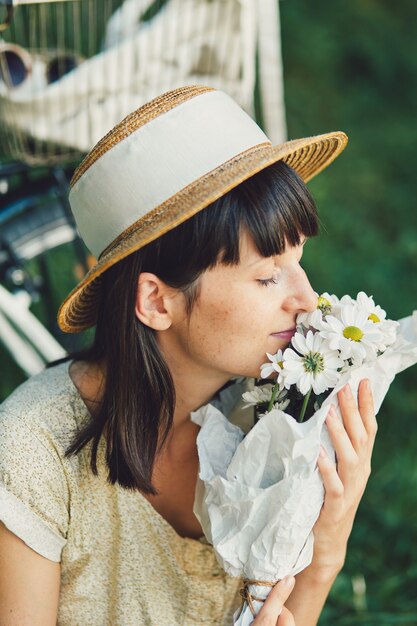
[0,522,60,626]
[285,379,377,625]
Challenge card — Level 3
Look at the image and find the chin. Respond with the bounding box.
[269,335,292,350]
[228,352,276,380]
[235,362,268,380]
[241,371,261,380]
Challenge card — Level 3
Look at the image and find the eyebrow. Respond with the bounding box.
[244,237,308,268]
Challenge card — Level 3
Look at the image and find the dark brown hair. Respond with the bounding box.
[50,160,319,493]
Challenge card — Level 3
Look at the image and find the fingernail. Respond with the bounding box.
[343,384,352,397]
[319,446,326,458]
[282,575,295,588]
[327,405,336,420]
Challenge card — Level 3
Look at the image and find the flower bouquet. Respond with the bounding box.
[245,291,399,424]
[191,292,417,625]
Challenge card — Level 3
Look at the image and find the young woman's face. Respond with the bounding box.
[167,230,317,381]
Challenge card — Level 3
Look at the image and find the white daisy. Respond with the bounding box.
[297,292,341,331]
[272,394,291,412]
[242,385,289,412]
[319,304,382,365]
[356,291,387,321]
[242,384,274,406]
[282,331,344,395]
[355,291,398,349]
[260,349,285,388]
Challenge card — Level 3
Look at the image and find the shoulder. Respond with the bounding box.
[0,360,85,450]
[0,361,88,561]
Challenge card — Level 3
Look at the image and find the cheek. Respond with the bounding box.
[193,296,244,349]
[183,284,288,378]
[189,286,277,367]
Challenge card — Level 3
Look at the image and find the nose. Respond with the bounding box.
[283,267,317,314]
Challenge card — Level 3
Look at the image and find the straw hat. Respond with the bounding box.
[58,85,348,333]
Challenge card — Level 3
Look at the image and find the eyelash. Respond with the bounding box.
[256,251,305,287]
[257,277,280,287]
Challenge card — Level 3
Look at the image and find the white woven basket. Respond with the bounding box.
[0,0,286,166]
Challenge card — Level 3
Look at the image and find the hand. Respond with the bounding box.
[252,576,296,625]
[311,379,377,580]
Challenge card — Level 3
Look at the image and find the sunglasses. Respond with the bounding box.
[0,42,82,89]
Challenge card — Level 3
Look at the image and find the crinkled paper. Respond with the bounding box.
[191,313,417,625]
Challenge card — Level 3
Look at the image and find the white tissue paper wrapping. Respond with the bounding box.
[191,313,417,625]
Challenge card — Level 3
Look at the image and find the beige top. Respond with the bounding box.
[0,361,243,625]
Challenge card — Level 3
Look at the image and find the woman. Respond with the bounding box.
[0,86,376,625]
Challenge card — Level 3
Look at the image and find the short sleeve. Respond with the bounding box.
[0,408,69,562]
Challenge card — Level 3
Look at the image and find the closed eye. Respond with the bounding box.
[257,277,280,287]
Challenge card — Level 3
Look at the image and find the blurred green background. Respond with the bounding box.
[281,1,417,624]
[1,0,416,624]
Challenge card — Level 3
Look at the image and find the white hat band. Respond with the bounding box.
[69,90,270,258]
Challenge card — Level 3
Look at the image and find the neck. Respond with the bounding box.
[70,349,230,434]
[158,342,230,430]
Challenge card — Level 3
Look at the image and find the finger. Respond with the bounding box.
[252,576,295,625]
[325,406,359,481]
[337,384,368,454]
[278,606,296,626]
[358,379,377,442]
[317,445,344,516]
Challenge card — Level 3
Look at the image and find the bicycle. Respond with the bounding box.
[0,0,286,390]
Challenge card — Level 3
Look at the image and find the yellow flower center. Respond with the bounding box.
[278,361,284,369]
[343,325,364,342]
[318,296,332,315]
[368,313,380,323]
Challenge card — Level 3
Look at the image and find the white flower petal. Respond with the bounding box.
[305,330,316,351]
[283,348,302,362]
[312,375,326,395]
[298,372,312,395]
[340,294,355,306]
[260,363,274,378]
[291,332,308,355]
[282,361,302,374]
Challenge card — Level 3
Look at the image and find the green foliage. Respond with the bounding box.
[280,0,417,622]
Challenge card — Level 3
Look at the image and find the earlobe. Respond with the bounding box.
[135,273,173,331]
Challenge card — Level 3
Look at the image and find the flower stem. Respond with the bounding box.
[267,383,280,412]
[299,388,312,423]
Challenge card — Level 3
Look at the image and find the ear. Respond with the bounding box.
[135,272,175,331]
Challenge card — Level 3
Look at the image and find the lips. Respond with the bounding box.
[271,327,297,340]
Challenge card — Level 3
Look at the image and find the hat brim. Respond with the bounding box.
[58,131,347,332]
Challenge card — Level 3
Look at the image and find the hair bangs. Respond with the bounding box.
[141,161,319,285]
[220,160,320,264]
